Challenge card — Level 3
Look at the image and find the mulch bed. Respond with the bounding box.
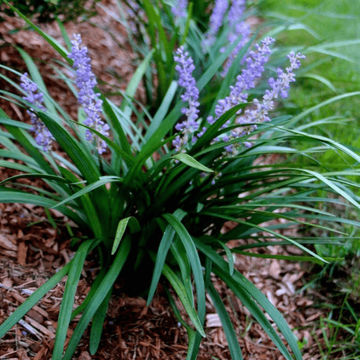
[0,2,331,359]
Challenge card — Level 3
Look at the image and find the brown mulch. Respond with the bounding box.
[0,196,328,360]
[0,2,331,359]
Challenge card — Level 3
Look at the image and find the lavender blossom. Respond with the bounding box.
[69,33,109,154]
[242,51,305,125]
[223,51,305,154]
[207,37,274,125]
[172,0,188,18]
[20,73,54,151]
[203,0,229,48]
[172,46,200,151]
[228,0,246,25]
[222,0,251,76]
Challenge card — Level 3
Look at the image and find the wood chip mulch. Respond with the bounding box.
[0,2,337,359]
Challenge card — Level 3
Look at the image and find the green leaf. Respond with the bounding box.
[52,176,123,209]
[111,216,140,255]
[196,240,302,360]
[38,111,101,183]
[207,282,243,360]
[164,286,201,360]
[121,49,154,116]
[70,269,106,320]
[63,237,131,359]
[102,98,132,158]
[0,117,32,130]
[216,264,296,360]
[0,160,34,173]
[173,153,214,173]
[204,211,327,263]
[53,240,94,360]
[0,173,70,186]
[218,241,235,276]
[0,261,71,338]
[56,19,72,50]
[295,168,360,211]
[2,0,69,62]
[0,188,86,226]
[147,225,176,305]
[147,210,187,305]
[288,91,360,127]
[89,288,112,355]
[145,80,178,141]
[161,263,206,337]
[301,73,336,92]
[163,214,206,324]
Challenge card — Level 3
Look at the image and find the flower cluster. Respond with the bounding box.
[228,0,246,25]
[172,46,200,151]
[177,40,304,155]
[207,37,275,125]
[221,51,305,152]
[242,51,306,124]
[171,0,188,18]
[69,33,109,154]
[20,73,54,151]
[221,0,251,75]
[203,0,229,48]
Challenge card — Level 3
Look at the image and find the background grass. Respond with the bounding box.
[260,0,360,157]
[260,1,360,358]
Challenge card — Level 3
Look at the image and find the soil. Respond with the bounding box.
[0,2,334,359]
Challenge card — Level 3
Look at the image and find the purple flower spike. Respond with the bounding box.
[204,37,276,154]
[172,46,200,151]
[20,73,54,152]
[203,0,229,48]
[172,0,188,18]
[211,37,275,123]
[228,0,246,26]
[69,34,109,154]
[242,51,305,125]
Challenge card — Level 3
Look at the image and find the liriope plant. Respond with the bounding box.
[116,0,257,106]
[0,2,360,359]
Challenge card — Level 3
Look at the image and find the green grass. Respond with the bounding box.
[260,0,360,153]
[260,1,360,358]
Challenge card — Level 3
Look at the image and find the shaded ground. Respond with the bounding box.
[0,2,333,359]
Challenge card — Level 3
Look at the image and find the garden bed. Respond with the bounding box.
[0,1,357,359]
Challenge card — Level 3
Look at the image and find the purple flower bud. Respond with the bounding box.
[241,51,305,127]
[20,73,54,152]
[211,37,275,123]
[69,34,109,154]
[173,46,200,150]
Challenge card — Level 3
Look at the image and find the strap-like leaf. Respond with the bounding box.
[89,289,112,355]
[111,216,140,255]
[173,153,214,173]
[63,237,131,359]
[0,262,71,338]
[53,240,94,360]
[207,282,243,360]
[163,214,206,323]
[196,240,302,360]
